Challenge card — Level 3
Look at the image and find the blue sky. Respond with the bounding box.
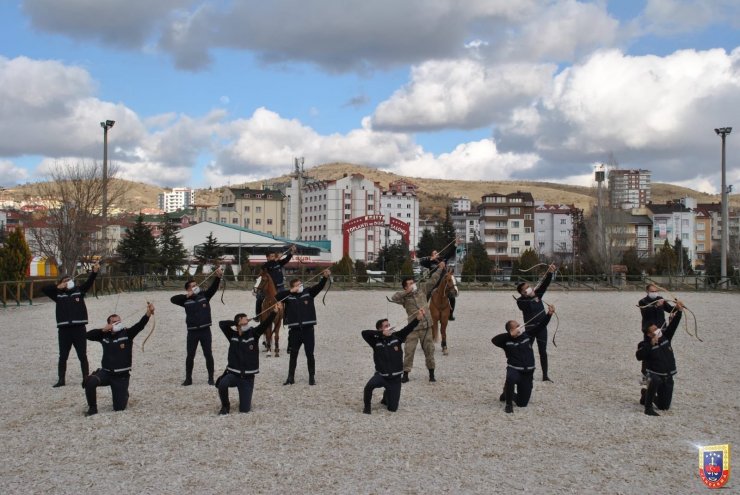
[1,0,739,194]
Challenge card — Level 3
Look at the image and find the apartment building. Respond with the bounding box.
[479,191,535,267]
[608,169,651,209]
[534,203,575,259]
[158,187,196,213]
[201,187,286,237]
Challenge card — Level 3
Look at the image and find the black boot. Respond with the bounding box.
[644,377,659,415]
[183,360,194,386]
[307,355,316,385]
[284,350,298,385]
[182,377,193,386]
[85,406,98,417]
[208,374,215,386]
[401,371,409,383]
[639,388,646,405]
[54,362,66,388]
[504,381,515,413]
[218,388,230,415]
[429,369,436,382]
[541,353,551,382]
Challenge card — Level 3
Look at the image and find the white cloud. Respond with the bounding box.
[640,0,740,36]
[372,59,555,131]
[0,160,29,186]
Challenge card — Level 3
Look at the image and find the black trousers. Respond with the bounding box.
[218,373,255,413]
[532,327,549,378]
[85,368,130,411]
[287,325,315,377]
[58,325,89,381]
[186,328,214,379]
[504,368,534,407]
[363,373,402,412]
[645,372,674,410]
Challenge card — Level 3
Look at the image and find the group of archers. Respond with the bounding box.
[41,244,687,418]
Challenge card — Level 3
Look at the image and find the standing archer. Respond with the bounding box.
[170,267,223,386]
[515,263,557,382]
[42,263,99,388]
[419,250,457,320]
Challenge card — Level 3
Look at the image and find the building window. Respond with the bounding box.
[255,219,261,225]
[232,218,238,224]
[525,241,530,246]
[510,207,520,215]
[407,213,411,218]
[539,218,545,224]
[256,206,262,213]
[368,194,374,200]
[344,214,351,220]
[524,214,532,220]
[267,219,273,225]
[697,233,705,241]
[511,234,520,241]
[368,235,374,241]
[697,243,705,251]
[524,227,532,233]
[538,241,546,248]
[560,219,567,224]
[696,222,705,230]
[244,206,250,212]
[220,217,226,223]
[511,247,520,255]
[511,221,520,228]
[345,193,351,199]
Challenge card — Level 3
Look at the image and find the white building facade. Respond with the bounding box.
[534,203,575,258]
[158,187,196,213]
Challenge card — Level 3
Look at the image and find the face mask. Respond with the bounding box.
[410,283,418,292]
[66,280,75,290]
[297,284,304,293]
[192,286,201,295]
[648,291,659,299]
[653,328,662,339]
[513,325,526,337]
[525,287,534,297]
[240,325,250,332]
[112,322,124,333]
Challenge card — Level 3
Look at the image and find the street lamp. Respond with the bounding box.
[100,120,115,250]
[715,127,732,284]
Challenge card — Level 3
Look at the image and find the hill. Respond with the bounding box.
[2,163,734,218]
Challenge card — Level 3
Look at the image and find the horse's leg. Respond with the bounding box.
[441,316,449,355]
[274,314,283,357]
[265,325,273,357]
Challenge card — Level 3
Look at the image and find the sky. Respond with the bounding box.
[1,0,739,194]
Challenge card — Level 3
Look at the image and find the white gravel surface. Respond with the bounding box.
[0,289,738,494]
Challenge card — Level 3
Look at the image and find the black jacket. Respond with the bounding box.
[638,295,674,330]
[636,310,682,376]
[276,276,328,329]
[261,252,292,290]
[491,314,552,372]
[516,272,552,329]
[170,275,221,330]
[362,319,419,378]
[86,315,149,373]
[42,271,98,328]
[218,313,275,376]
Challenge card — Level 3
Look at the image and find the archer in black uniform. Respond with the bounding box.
[276,269,330,386]
[635,301,685,416]
[492,306,554,414]
[515,263,557,382]
[41,263,99,388]
[215,308,277,414]
[361,308,425,414]
[170,267,222,386]
[84,302,154,416]
[637,284,675,383]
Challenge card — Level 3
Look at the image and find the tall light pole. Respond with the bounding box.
[100,119,115,253]
[715,127,732,284]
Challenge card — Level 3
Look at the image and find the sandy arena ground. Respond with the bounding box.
[0,288,738,494]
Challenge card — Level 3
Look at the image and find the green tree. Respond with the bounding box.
[116,214,159,275]
[158,222,188,277]
[332,254,354,277]
[0,229,32,281]
[620,246,642,280]
[673,237,693,275]
[355,259,368,282]
[654,240,677,275]
[373,241,410,275]
[417,228,435,257]
[433,209,457,259]
[461,235,492,281]
[195,232,222,265]
[515,248,540,280]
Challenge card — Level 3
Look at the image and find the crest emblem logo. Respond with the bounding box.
[699,444,730,489]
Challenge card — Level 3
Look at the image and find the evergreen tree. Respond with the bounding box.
[433,209,457,260]
[654,240,677,275]
[195,232,222,265]
[355,259,368,282]
[0,229,32,281]
[620,246,642,280]
[158,222,188,277]
[116,214,159,275]
[373,241,410,275]
[673,237,693,275]
[461,236,491,281]
[514,248,540,282]
[332,254,354,277]
[417,228,435,257]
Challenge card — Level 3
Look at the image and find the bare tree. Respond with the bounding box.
[31,161,129,274]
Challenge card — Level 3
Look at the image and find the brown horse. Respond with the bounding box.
[430,270,456,355]
[255,270,284,357]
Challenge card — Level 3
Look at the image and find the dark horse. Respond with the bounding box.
[430,270,456,355]
[254,270,284,357]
